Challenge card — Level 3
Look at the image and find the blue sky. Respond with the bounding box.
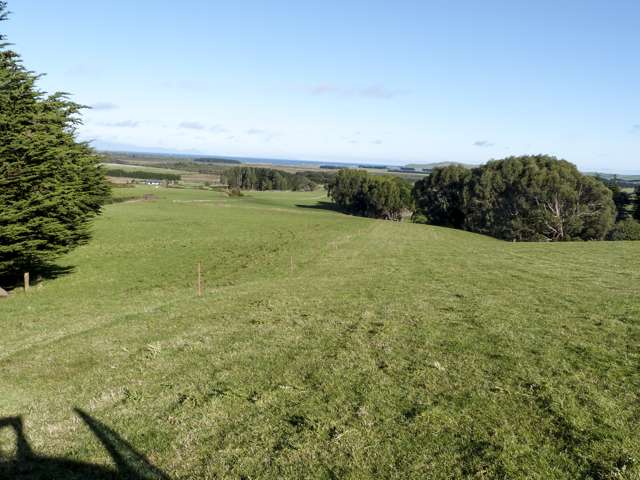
[4,0,640,171]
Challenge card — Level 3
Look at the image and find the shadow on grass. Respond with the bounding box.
[0,264,75,291]
[0,409,170,480]
[295,201,344,213]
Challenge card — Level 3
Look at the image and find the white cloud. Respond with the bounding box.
[90,102,118,111]
[473,140,494,147]
[179,121,205,130]
[99,120,139,128]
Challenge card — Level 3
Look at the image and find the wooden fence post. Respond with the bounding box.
[197,262,203,297]
[24,272,29,292]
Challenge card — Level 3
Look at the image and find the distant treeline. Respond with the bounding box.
[222,166,334,191]
[358,164,387,170]
[595,175,640,189]
[327,170,413,220]
[194,158,242,164]
[164,162,225,174]
[102,151,197,164]
[327,155,640,241]
[105,169,181,181]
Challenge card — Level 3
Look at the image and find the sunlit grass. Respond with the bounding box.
[1,186,639,479]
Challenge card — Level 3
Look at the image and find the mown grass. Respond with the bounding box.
[1,186,639,479]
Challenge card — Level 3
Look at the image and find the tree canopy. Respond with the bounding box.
[0,2,109,278]
[412,165,470,228]
[221,166,331,192]
[412,156,616,241]
[105,169,181,182]
[327,169,413,220]
[607,217,640,241]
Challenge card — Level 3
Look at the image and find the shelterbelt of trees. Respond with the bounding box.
[105,169,181,181]
[222,166,334,192]
[329,155,640,242]
[327,170,414,220]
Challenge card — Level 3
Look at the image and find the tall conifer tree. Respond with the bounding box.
[0,2,109,279]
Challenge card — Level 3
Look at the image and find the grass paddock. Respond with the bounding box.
[1,186,639,479]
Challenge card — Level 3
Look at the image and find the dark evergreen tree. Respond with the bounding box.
[0,2,109,278]
[412,165,471,228]
[464,156,615,241]
[605,181,632,221]
[326,169,370,213]
[411,155,616,241]
[327,169,413,220]
[634,185,640,221]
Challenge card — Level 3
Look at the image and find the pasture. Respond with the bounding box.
[101,162,222,187]
[1,186,639,479]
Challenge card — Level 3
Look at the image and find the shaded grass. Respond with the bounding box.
[1,186,639,479]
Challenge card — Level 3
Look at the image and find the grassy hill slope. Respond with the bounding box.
[1,187,639,479]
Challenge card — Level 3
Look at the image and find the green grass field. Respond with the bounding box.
[1,186,639,479]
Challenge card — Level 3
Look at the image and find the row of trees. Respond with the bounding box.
[105,169,181,181]
[412,156,622,241]
[327,156,637,242]
[327,170,413,220]
[0,2,109,279]
[222,166,332,192]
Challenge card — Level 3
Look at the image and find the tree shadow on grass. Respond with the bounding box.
[0,409,170,480]
[295,201,344,213]
[0,264,75,292]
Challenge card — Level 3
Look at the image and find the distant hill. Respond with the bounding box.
[405,162,478,171]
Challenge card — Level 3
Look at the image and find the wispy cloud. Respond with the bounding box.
[473,140,495,147]
[342,132,386,146]
[342,131,361,145]
[99,120,139,128]
[179,121,205,130]
[308,84,405,99]
[90,102,118,111]
[359,86,400,99]
[245,128,279,142]
[178,122,226,133]
[631,124,640,134]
